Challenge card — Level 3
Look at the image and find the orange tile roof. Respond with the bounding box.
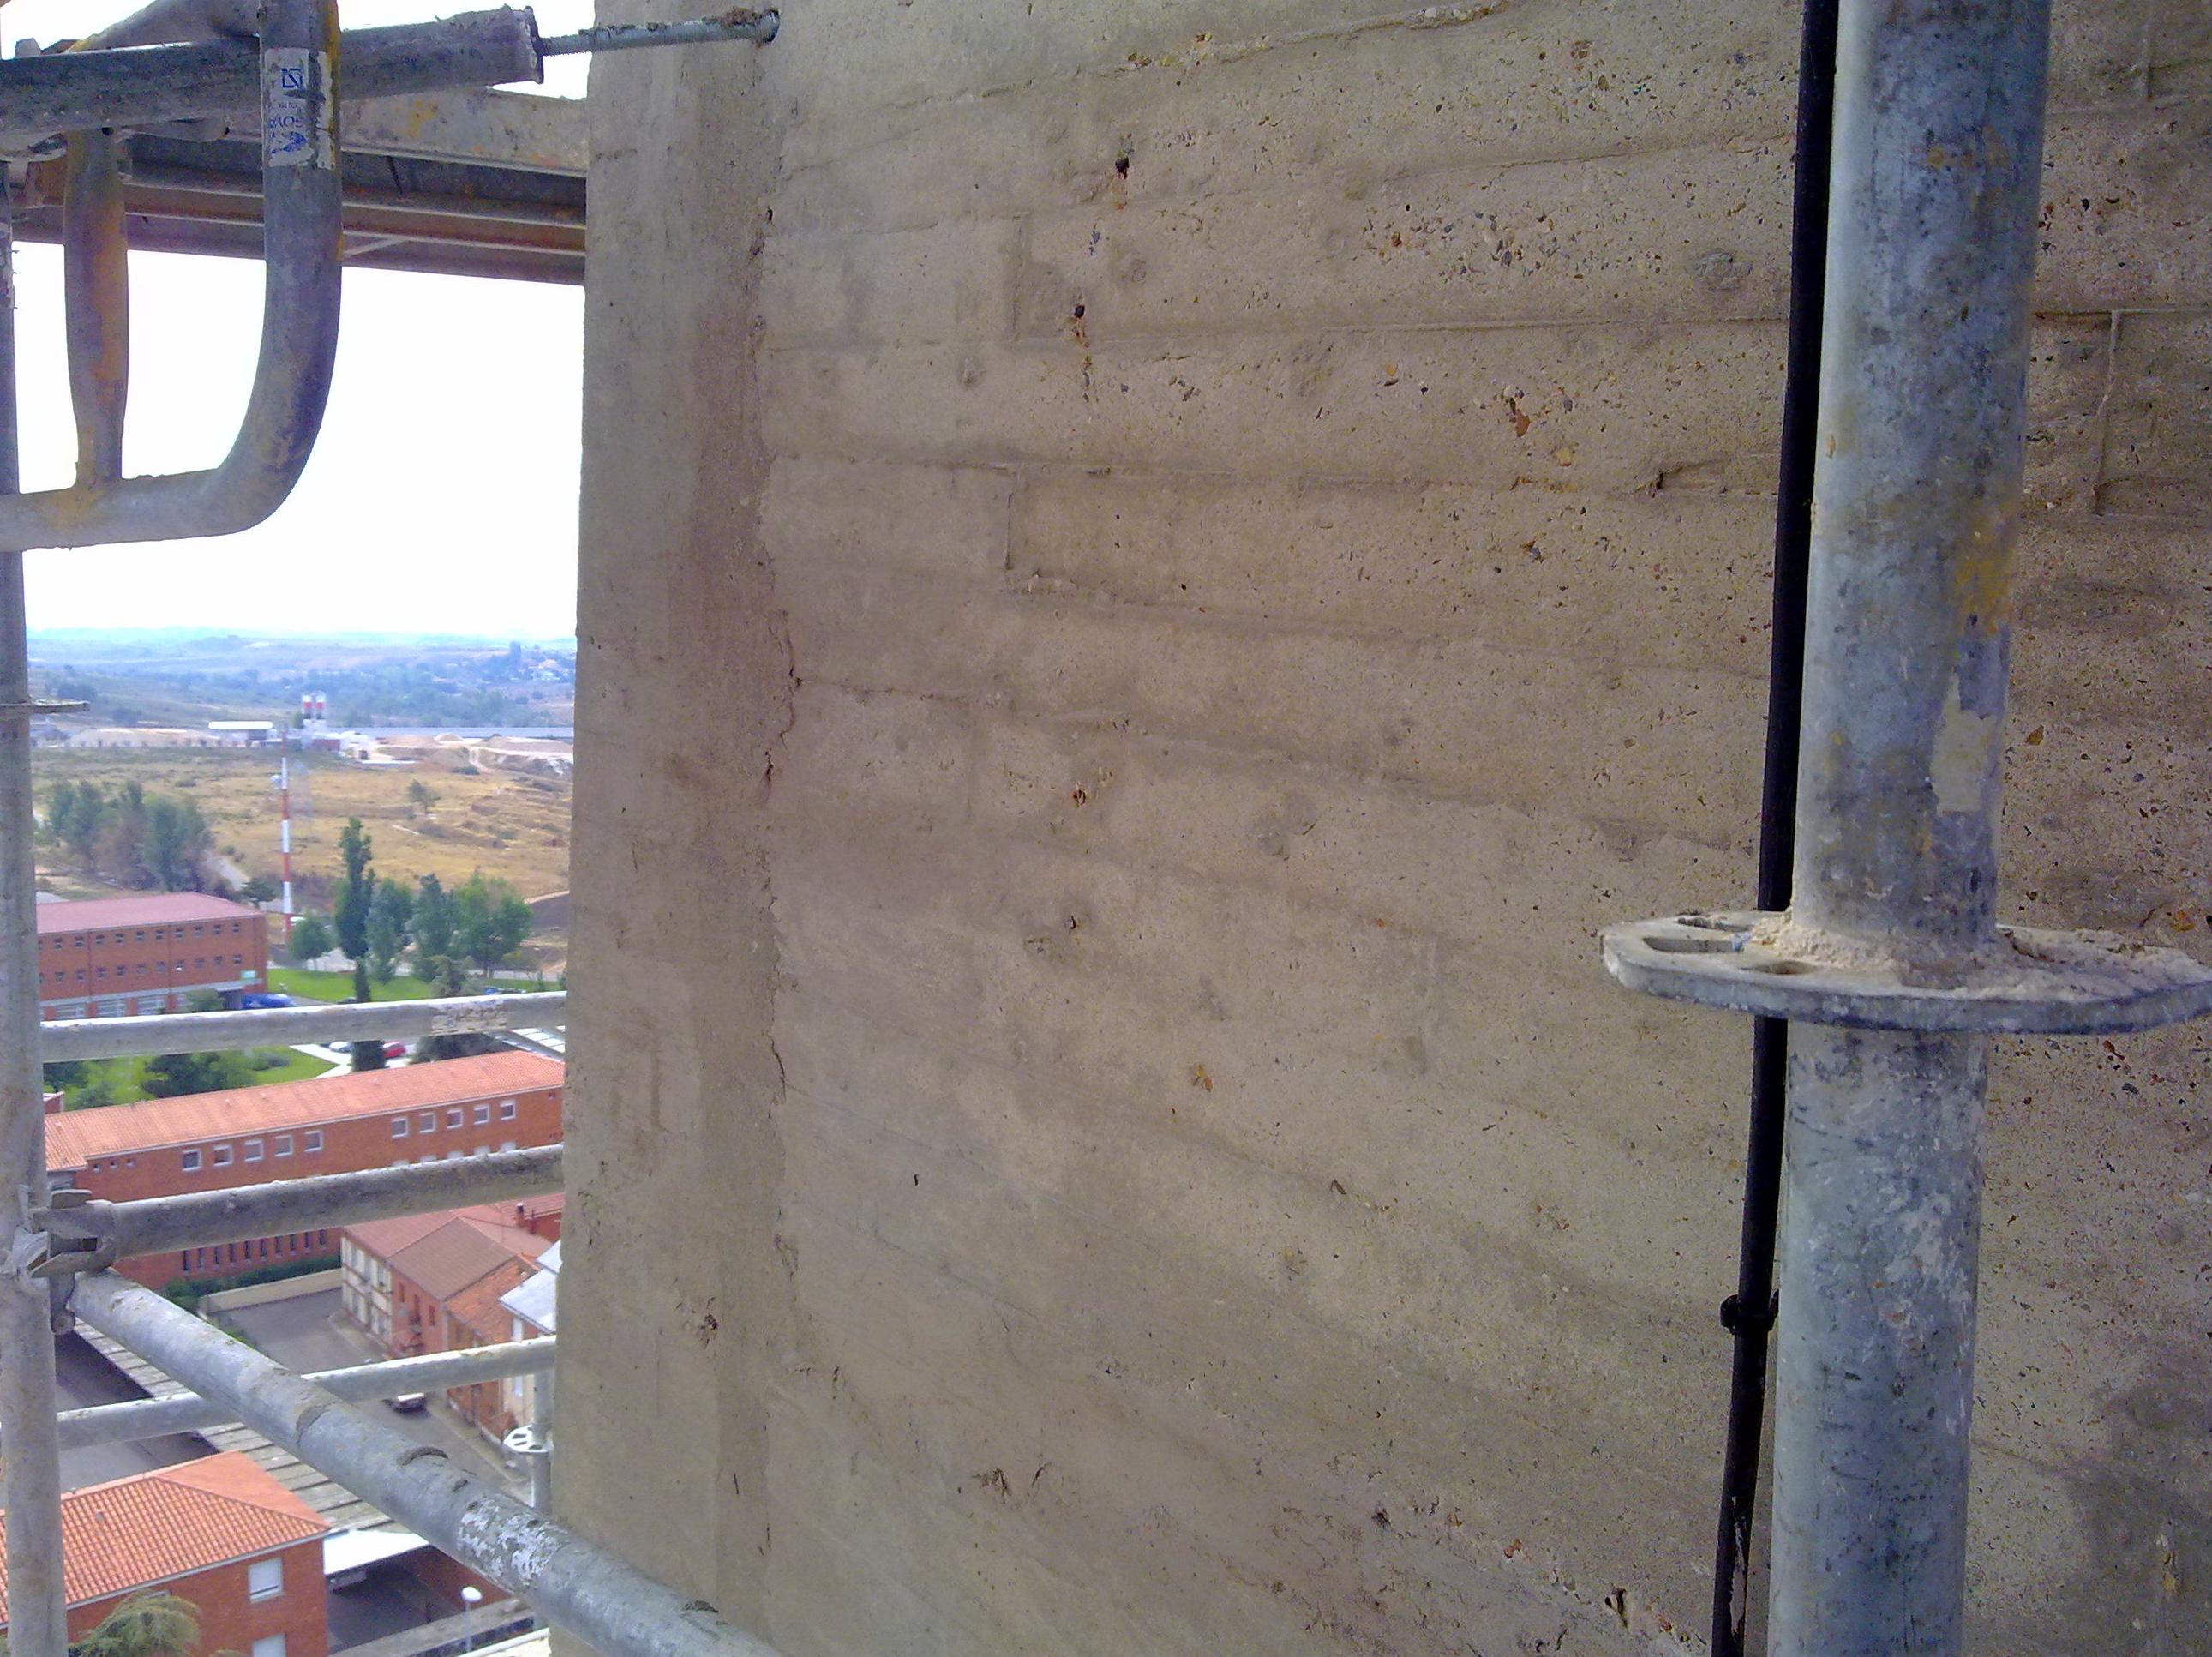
[346,1197,562,1262]
[445,1258,542,1347]
[36,893,262,934]
[390,1215,550,1302]
[344,1209,458,1260]
[45,1052,563,1170]
[0,1452,326,1624]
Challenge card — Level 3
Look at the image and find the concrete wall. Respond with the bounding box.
[560,3,2212,1652]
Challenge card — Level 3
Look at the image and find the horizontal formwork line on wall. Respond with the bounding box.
[752,306,2212,353]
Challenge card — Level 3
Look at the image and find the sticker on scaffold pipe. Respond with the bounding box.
[262,48,334,168]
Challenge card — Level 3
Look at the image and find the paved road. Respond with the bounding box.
[54,1332,209,1490]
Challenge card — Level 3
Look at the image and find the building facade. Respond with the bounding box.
[36,893,270,1019]
[340,1202,559,1441]
[46,1053,563,1288]
[0,1453,328,1657]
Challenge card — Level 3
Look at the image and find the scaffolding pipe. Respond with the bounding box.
[71,1273,788,1657]
[539,10,779,56]
[0,0,342,555]
[0,187,70,1657]
[1768,2,2049,1650]
[61,129,130,485]
[39,989,566,1060]
[57,1335,555,1449]
[74,0,265,53]
[33,1146,564,1276]
[0,11,540,142]
[0,7,779,146]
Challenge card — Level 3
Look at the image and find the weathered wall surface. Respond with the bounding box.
[563,3,2212,1652]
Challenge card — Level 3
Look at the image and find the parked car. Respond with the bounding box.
[387,1392,429,1414]
[237,992,297,1010]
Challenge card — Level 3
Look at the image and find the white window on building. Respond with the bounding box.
[473,1102,491,1125]
[243,1138,263,1163]
[247,1558,284,1601]
[303,1130,323,1152]
[500,1140,518,1152]
[211,1144,232,1167]
[392,1118,409,1139]
[419,1111,437,1134]
[252,1636,286,1657]
[180,1149,201,1173]
[445,1150,464,1161]
[420,1153,438,1164]
[447,1107,465,1129]
[273,1134,293,1157]
[499,1099,517,1120]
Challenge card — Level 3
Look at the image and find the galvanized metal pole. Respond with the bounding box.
[38,989,565,1060]
[0,185,72,1657]
[72,1273,787,1657]
[1769,2,2049,1651]
[1598,0,2212,1648]
[57,1336,555,1450]
[32,1145,564,1276]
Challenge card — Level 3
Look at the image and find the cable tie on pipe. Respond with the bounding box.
[1718,1292,1778,1336]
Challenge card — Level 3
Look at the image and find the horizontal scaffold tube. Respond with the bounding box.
[58,1336,556,1449]
[0,10,542,141]
[34,1146,563,1275]
[39,991,565,1061]
[71,1274,786,1657]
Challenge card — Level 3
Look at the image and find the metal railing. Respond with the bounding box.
[0,11,788,1657]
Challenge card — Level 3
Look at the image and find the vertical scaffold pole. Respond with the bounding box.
[0,184,72,1657]
[1768,2,2048,1651]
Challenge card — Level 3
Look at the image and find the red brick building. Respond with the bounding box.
[45,1053,564,1288]
[340,1203,559,1440]
[36,894,271,1019]
[0,1453,328,1657]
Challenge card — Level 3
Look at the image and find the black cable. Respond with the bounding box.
[1711,3,1838,1653]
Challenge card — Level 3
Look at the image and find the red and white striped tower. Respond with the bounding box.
[278,725,294,944]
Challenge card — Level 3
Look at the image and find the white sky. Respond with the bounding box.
[6,0,592,639]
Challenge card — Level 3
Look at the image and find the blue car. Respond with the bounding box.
[236,992,297,1010]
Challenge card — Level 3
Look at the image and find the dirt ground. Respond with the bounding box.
[33,744,571,908]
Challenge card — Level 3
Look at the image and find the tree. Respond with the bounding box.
[450,871,532,976]
[333,819,375,965]
[406,778,439,814]
[142,796,212,891]
[46,779,107,861]
[411,874,454,970]
[239,874,278,905]
[0,1590,207,1657]
[329,819,388,1069]
[141,1050,253,1098]
[93,782,153,886]
[289,910,335,963]
[414,956,503,1063]
[367,880,414,983]
[73,1594,202,1657]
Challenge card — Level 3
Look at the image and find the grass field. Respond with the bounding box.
[59,1047,334,1107]
[269,967,434,1002]
[31,745,571,907]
